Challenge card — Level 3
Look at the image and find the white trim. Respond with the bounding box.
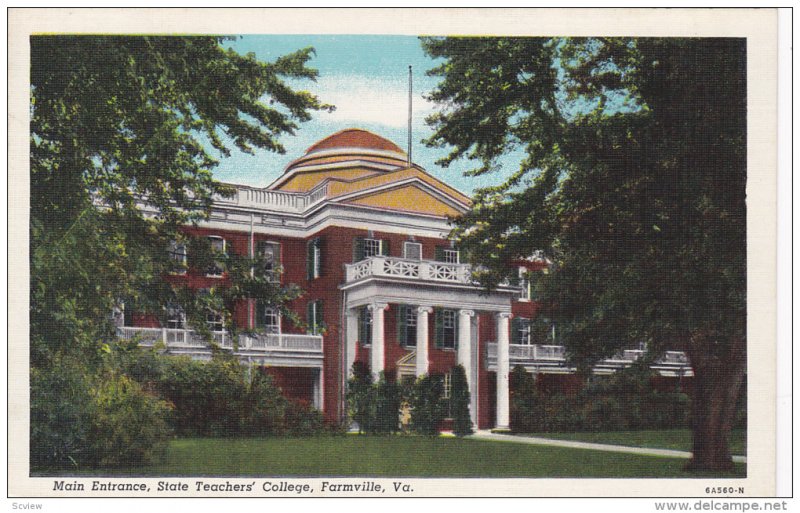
[329,177,470,212]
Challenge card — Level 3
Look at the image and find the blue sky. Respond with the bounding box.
[211,35,514,195]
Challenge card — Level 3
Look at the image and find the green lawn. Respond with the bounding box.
[523,429,746,456]
[58,435,744,478]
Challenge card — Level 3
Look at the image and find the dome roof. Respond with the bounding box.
[304,128,405,155]
[277,129,412,186]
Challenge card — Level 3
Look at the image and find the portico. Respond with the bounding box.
[341,255,520,429]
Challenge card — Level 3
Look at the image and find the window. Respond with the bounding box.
[258,241,281,283]
[206,236,226,277]
[434,308,458,349]
[353,237,389,262]
[403,241,422,260]
[256,302,280,334]
[512,317,532,345]
[166,304,185,330]
[397,305,417,347]
[168,241,187,274]
[518,267,532,301]
[206,310,224,332]
[306,237,323,280]
[307,299,324,335]
[358,306,372,346]
[530,316,557,344]
[442,371,453,418]
[435,247,460,264]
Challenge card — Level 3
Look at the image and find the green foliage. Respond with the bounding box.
[30,357,172,471]
[30,359,96,470]
[370,373,403,435]
[346,362,374,434]
[450,365,473,436]
[88,374,173,468]
[110,344,327,438]
[408,374,446,436]
[345,364,403,435]
[30,35,329,467]
[423,36,746,468]
[509,365,690,433]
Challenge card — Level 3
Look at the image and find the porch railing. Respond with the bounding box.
[117,326,322,353]
[487,343,689,368]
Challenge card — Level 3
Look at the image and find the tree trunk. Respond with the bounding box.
[685,335,746,472]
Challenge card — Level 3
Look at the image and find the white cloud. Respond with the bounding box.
[314,74,437,128]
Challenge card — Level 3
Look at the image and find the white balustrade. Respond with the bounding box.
[117,327,322,354]
[487,343,687,368]
[345,256,473,284]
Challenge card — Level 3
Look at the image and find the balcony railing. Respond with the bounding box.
[345,256,473,284]
[215,183,329,213]
[117,326,323,354]
[487,343,689,368]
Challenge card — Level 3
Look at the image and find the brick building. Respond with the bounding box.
[119,128,691,430]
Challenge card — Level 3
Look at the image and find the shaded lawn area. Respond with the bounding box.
[58,435,745,478]
[521,429,746,457]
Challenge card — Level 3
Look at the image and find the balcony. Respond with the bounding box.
[117,326,323,367]
[345,256,474,284]
[214,183,329,214]
[486,343,691,376]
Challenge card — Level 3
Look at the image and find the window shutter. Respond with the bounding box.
[511,317,521,345]
[434,308,443,348]
[306,240,314,280]
[316,300,324,332]
[434,246,445,262]
[256,300,266,328]
[381,239,390,256]
[306,301,314,332]
[453,311,459,349]
[358,306,369,345]
[353,237,365,262]
[315,237,324,278]
[397,305,407,345]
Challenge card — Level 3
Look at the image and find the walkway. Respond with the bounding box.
[471,430,747,464]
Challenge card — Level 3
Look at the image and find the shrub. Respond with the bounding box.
[31,359,173,470]
[509,365,691,433]
[370,372,403,434]
[346,362,374,434]
[284,400,324,436]
[30,361,96,470]
[450,365,473,436]
[408,373,446,436]
[88,374,172,467]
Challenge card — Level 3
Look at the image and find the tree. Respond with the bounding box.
[450,365,473,437]
[422,37,746,471]
[31,35,330,363]
[30,36,330,467]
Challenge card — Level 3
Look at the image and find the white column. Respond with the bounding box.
[313,368,323,411]
[369,303,388,379]
[457,309,475,389]
[346,309,359,377]
[416,306,433,377]
[495,312,513,430]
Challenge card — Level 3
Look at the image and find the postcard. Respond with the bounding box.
[7,7,784,506]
